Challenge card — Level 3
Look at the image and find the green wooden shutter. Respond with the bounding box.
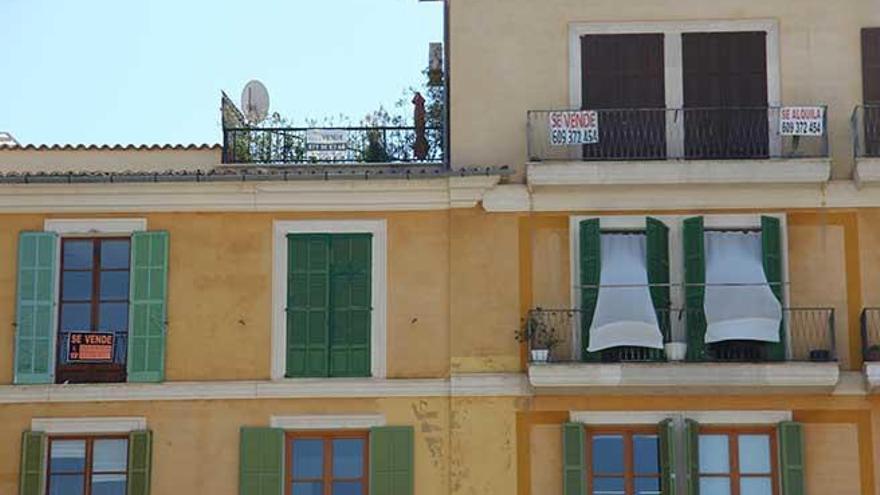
[778,421,805,495]
[562,422,586,495]
[762,216,786,361]
[329,234,372,377]
[370,426,414,495]
[14,232,57,384]
[128,430,152,495]
[287,234,331,377]
[128,231,169,383]
[19,431,45,495]
[659,419,676,495]
[647,217,671,356]
[579,219,601,362]
[683,419,699,495]
[240,427,284,495]
[683,217,706,362]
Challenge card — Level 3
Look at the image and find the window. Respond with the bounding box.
[698,429,777,495]
[286,233,372,378]
[862,28,880,156]
[287,431,368,495]
[586,428,661,495]
[47,436,129,495]
[57,238,131,383]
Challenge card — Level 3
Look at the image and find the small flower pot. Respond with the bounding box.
[809,349,831,362]
[664,343,687,362]
[530,349,550,363]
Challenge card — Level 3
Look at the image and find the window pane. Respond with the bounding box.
[98,303,129,332]
[332,439,364,478]
[292,439,324,478]
[62,272,92,302]
[333,481,363,495]
[49,474,84,495]
[738,434,771,474]
[93,439,128,472]
[101,240,130,269]
[293,482,323,495]
[633,435,659,474]
[592,476,624,495]
[740,477,773,495]
[592,435,624,474]
[634,477,661,495]
[100,272,129,300]
[50,440,86,472]
[60,303,91,331]
[63,241,93,270]
[699,435,730,474]
[91,474,127,495]
[699,477,731,495]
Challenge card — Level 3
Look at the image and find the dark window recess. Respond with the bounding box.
[862,28,880,156]
[682,31,769,159]
[56,238,131,384]
[581,33,666,159]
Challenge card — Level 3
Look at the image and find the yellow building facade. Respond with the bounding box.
[3,1,880,495]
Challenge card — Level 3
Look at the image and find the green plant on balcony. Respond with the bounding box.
[515,309,563,363]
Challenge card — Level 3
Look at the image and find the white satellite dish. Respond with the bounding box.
[241,80,270,123]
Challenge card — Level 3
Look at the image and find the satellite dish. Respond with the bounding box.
[241,80,270,123]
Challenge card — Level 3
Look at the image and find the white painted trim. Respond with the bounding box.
[570,410,791,425]
[31,417,146,433]
[526,160,831,187]
[0,177,501,213]
[0,374,534,403]
[568,19,780,109]
[270,414,386,430]
[272,220,387,380]
[43,218,147,235]
[855,158,880,187]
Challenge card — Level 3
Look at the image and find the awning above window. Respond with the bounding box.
[703,231,782,343]
[588,233,663,352]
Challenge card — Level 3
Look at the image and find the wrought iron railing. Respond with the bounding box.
[861,308,880,361]
[527,106,829,162]
[851,105,880,158]
[525,307,835,364]
[222,126,444,165]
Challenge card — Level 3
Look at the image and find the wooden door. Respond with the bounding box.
[581,33,666,159]
[863,28,880,156]
[682,31,768,159]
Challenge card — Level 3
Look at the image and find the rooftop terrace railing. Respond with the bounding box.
[852,105,880,158]
[526,306,835,364]
[222,126,444,165]
[527,106,829,162]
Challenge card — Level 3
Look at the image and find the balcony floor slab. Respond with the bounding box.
[528,361,840,395]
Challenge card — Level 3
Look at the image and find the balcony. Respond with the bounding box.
[852,105,880,185]
[221,126,444,167]
[525,307,839,394]
[526,106,831,187]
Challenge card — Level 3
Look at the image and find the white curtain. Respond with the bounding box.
[703,231,782,343]
[588,233,663,351]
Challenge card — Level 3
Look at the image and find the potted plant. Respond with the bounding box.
[515,310,563,363]
[866,344,880,362]
[664,342,688,361]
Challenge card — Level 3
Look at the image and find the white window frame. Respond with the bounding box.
[42,218,147,382]
[270,414,386,430]
[568,19,782,158]
[569,214,789,360]
[31,416,146,434]
[271,220,388,380]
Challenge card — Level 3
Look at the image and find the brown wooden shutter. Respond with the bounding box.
[580,33,666,159]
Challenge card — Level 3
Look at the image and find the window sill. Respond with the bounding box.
[855,157,880,186]
[528,361,840,394]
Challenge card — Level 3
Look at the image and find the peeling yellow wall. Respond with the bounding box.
[449,397,520,495]
[0,397,450,495]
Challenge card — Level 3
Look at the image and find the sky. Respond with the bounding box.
[0,0,443,145]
